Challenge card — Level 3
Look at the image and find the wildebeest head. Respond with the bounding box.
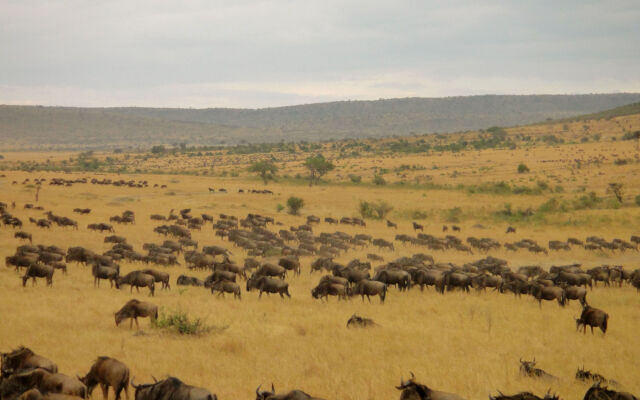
[395,372,432,400]
[519,358,536,375]
[255,384,275,400]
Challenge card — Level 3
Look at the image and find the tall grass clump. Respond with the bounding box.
[153,309,211,335]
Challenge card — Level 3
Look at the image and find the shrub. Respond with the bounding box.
[359,200,393,219]
[444,207,462,223]
[373,175,386,185]
[349,174,362,183]
[151,145,166,154]
[276,204,285,213]
[517,163,530,173]
[635,195,640,207]
[287,196,304,215]
[153,310,211,335]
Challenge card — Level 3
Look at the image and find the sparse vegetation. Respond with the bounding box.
[359,200,393,219]
[152,309,211,335]
[286,196,304,215]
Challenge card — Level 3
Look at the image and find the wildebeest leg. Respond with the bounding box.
[366,294,372,303]
[135,318,140,330]
[129,318,134,330]
[258,290,263,299]
[100,383,108,400]
[590,326,594,335]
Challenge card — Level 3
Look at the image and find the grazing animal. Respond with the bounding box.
[576,305,609,334]
[114,299,158,329]
[311,282,347,302]
[519,358,557,380]
[506,226,516,234]
[386,220,398,229]
[489,391,559,400]
[575,366,610,385]
[529,284,566,307]
[79,357,130,400]
[1,347,58,377]
[395,372,465,400]
[117,271,155,296]
[26,369,87,398]
[351,280,387,303]
[210,280,241,299]
[92,265,119,288]
[346,314,377,328]
[246,275,291,299]
[176,275,203,287]
[412,222,424,232]
[583,381,637,400]
[131,377,217,400]
[21,264,55,287]
[255,384,324,400]
[14,232,32,243]
[141,269,171,290]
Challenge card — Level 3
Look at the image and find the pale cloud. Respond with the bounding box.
[0,1,638,108]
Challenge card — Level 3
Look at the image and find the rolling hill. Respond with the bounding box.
[1,93,640,150]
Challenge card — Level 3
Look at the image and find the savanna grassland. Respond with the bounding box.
[1,111,640,400]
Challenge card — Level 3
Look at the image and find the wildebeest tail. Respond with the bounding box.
[602,313,609,333]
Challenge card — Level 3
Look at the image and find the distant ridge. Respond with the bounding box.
[1,93,640,150]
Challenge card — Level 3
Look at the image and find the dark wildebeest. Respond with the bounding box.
[117,272,155,296]
[529,284,565,307]
[255,384,324,400]
[519,358,557,381]
[21,264,55,287]
[563,285,588,306]
[141,269,170,290]
[255,264,287,279]
[176,275,203,287]
[79,357,129,400]
[131,377,217,400]
[246,276,291,299]
[373,269,411,291]
[114,299,158,329]
[386,220,398,229]
[92,265,119,288]
[311,282,347,302]
[6,255,38,271]
[210,280,241,300]
[412,222,424,232]
[395,372,465,400]
[506,226,516,234]
[25,369,87,398]
[1,347,58,377]
[346,314,377,328]
[351,280,387,303]
[575,366,610,385]
[489,391,559,400]
[583,382,637,400]
[576,305,609,335]
[441,271,471,293]
[14,232,33,243]
[278,258,301,276]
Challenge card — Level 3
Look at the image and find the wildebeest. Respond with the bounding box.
[583,381,637,400]
[529,284,565,307]
[255,384,324,400]
[92,265,119,288]
[131,377,217,400]
[246,276,291,298]
[576,305,609,334]
[210,280,241,299]
[14,232,33,243]
[114,299,158,329]
[346,314,377,328]
[254,264,287,279]
[351,280,387,303]
[395,372,465,400]
[176,275,203,287]
[79,357,129,400]
[373,269,410,291]
[141,269,170,290]
[489,391,559,400]
[575,366,610,385]
[563,285,588,306]
[24,369,87,398]
[386,220,398,229]
[21,264,55,287]
[506,226,516,233]
[1,347,58,377]
[412,222,423,232]
[278,258,301,276]
[117,271,155,296]
[519,358,557,380]
[311,282,347,302]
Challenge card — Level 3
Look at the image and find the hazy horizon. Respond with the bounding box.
[2,1,639,108]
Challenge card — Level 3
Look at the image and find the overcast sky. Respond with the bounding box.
[1,0,639,108]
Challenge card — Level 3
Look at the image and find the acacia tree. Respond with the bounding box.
[304,154,334,186]
[248,160,278,184]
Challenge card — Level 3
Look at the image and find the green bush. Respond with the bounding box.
[444,207,462,223]
[517,163,530,173]
[373,175,386,185]
[359,200,393,219]
[276,204,285,213]
[287,196,304,215]
[153,310,211,335]
[635,195,640,206]
[349,174,362,183]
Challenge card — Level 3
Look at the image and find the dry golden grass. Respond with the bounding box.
[1,139,639,400]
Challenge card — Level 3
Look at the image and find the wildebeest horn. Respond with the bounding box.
[256,385,261,396]
[519,357,523,363]
[131,377,138,388]
[271,383,275,393]
[152,376,158,383]
[410,371,415,379]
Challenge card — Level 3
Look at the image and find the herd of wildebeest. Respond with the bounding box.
[1,176,639,400]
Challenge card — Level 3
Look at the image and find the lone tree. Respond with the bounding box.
[607,182,624,203]
[248,160,278,184]
[304,154,334,186]
[287,196,304,215]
